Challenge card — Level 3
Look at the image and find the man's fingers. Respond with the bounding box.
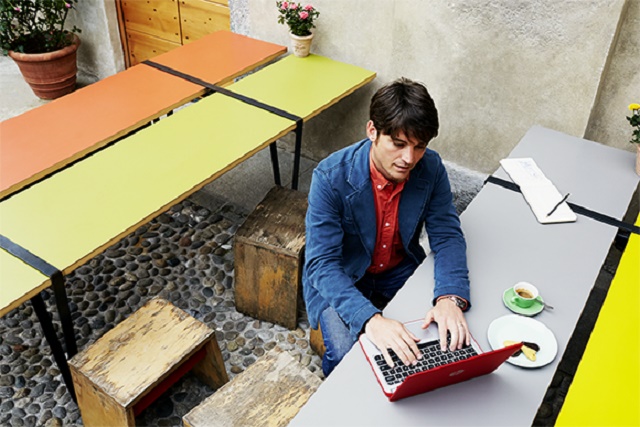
[457,321,469,349]
[422,311,434,330]
[392,340,419,366]
[448,325,459,352]
[388,324,421,365]
[403,330,422,362]
[382,348,394,369]
[386,331,422,367]
[407,338,422,362]
[438,323,449,351]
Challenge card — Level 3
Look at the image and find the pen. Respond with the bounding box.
[547,193,570,217]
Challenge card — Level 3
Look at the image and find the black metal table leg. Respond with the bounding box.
[291,123,303,191]
[31,293,76,402]
[51,271,77,358]
[269,142,282,187]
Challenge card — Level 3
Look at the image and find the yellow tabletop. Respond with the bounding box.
[556,214,640,426]
[0,95,288,275]
[1,249,49,317]
[229,54,375,120]
[0,54,375,315]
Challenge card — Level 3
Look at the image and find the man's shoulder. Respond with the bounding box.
[423,147,443,165]
[316,138,370,174]
[409,147,444,180]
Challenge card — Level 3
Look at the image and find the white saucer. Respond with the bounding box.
[487,314,558,368]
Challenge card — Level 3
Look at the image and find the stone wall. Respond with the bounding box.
[72,0,638,173]
[246,0,637,173]
[69,0,125,85]
[585,0,640,151]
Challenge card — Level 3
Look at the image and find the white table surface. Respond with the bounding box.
[291,126,639,426]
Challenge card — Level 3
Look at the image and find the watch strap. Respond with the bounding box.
[436,295,468,311]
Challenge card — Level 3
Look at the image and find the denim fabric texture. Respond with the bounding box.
[303,138,470,342]
[319,257,419,376]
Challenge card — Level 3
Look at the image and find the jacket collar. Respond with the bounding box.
[345,139,376,256]
[398,158,429,246]
[346,139,372,191]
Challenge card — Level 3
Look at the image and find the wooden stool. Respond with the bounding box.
[69,298,228,426]
[309,326,326,358]
[234,186,308,329]
[183,348,322,427]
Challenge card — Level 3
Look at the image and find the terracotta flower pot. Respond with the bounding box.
[289,32,313,58]
[8,34,80,100]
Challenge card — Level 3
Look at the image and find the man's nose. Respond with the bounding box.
[401,146,416,165]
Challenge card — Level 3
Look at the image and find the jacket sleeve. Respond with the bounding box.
[304,168,379,338]
[425,158,471,307]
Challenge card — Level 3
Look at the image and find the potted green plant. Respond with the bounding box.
[276,1,319,58]
[0,0,81,99]
[627,103,640,175]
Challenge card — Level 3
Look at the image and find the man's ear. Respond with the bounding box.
[366,120,377,141]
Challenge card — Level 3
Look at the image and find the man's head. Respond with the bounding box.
[367,78,439,183]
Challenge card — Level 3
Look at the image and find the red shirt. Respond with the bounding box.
[367,154,406,274]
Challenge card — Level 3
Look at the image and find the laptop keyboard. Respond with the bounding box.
[374,339,478,386]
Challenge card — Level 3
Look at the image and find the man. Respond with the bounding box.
[303,78,471,377]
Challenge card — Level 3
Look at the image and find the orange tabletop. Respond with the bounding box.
[0,31,285,200]
[151,30,284,86]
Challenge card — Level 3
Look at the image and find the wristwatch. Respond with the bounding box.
[437,295,468,311]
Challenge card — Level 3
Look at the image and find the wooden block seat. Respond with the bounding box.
[309,326,326,358]
[183,348,321,427]
[69,298,228,426]
[235,186,308,329]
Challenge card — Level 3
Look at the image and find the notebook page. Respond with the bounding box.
[500,158,577,224]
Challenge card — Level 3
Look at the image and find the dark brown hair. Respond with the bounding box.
[369,77,439,145]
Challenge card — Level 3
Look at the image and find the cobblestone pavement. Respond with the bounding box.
[0,200,322,427]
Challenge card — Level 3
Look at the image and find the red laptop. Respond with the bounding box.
[359,319,522,401]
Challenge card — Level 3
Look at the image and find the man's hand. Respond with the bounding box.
[422,298,470,351]
[365,313,421,368]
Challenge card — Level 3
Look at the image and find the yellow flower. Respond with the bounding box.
[629,103,640,111]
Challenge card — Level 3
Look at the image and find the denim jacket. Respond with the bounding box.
[303,138,470,339]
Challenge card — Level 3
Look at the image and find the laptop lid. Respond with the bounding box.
[359,319,522,401]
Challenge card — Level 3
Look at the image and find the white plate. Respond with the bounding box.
[487,314,558,368]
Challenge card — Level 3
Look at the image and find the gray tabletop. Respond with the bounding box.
[291,126,639,426]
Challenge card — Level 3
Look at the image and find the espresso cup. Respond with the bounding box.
[511,282,540,308]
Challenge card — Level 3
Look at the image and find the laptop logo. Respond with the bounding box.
[449,369,465,377]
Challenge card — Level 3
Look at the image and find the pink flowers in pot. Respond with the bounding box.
[276,1,320,37]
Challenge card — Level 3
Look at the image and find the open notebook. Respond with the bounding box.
[359,320,522,401]
[500,158,577,224]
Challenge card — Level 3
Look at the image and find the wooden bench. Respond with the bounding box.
[235,186,307,329]
[183,348,321,427]
[0,53,375,400]
[556,212,640,426]
[69,298,228,426]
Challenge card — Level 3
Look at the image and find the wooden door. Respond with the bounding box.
[116,0,230,67]
[181,0,230,44]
